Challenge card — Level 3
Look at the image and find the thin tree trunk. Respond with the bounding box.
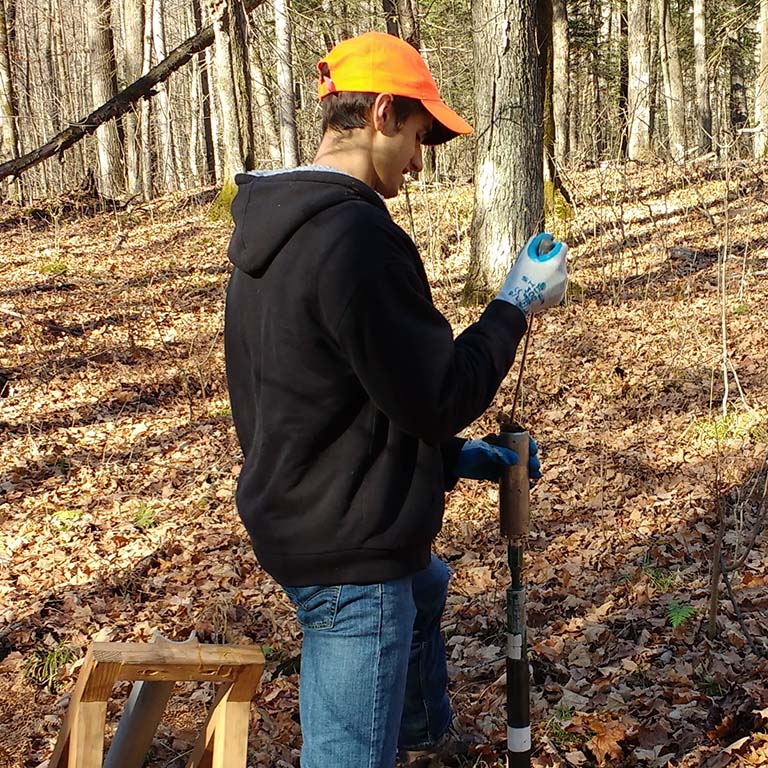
[539,0,555,184]
[249,39,281,164]
[0,0,20,200]
[274,0,299,167]
[85,0,124,197]
[141,0,153,198]
[552,0,569,169]
[124,0,144,195]
[152,0,177,191]
[756,0,768,158]
[396,0,419,48]
[206,45,222,181]
[192,0,216,181]
[627,0,653,161]
[693,0,711,154]
[657,0,685,161]
[383,0,398,36]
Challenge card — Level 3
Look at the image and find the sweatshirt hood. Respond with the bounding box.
[227,168,388,277]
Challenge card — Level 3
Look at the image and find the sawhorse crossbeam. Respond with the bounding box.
[49,640,265,768]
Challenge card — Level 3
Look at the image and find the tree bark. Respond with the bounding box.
[627,0,653,161]
[151,0,178,191]
[383,0,398,36]
[552,0,569,168]
[539,0,555,184]
[0,0,266,184]
[396,0,420,48]
[693,0,711,154]
[464,0,543,305]
[123,0,144,195]
[656,0,685,161]
[192,0,216,181]
[274,0,299,167]
[755,0,768,158]
[85,0,124,197]
[249,39,281,164]
[0,0,20,200]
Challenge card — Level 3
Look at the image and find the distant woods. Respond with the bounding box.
[1,0,768,202]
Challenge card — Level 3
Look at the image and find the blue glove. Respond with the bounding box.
[455,437,541,482]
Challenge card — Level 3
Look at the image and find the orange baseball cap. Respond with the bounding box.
[317,31,473,145]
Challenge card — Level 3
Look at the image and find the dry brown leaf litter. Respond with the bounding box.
[0,162,767,767]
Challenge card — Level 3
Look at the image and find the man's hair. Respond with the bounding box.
[321,91,426,134]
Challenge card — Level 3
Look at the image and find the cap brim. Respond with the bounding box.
[421,99,473,145]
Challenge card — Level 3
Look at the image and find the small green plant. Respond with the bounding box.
[24,644,76,692]
[133,502,156,529]
[38,261,68,276]
[644,565,677,592]
[546,704,582,750]
[667,600,696,628]
[209,406,232,419]
[695,674,726,697]
[54,508,82,527]
[732,304,749,316]
[684,411,765,451]
[642,553,678,592]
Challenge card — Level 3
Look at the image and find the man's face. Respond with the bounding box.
[371,106,433,199]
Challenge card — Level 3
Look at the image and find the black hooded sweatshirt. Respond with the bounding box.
[224,169,527,586]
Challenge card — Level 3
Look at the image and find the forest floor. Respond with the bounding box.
[1,159,767,768]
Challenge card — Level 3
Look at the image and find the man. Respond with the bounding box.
[224,31,567,768]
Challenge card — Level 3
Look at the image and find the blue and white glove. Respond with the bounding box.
[455,437,541,482]
[496,233,568,315]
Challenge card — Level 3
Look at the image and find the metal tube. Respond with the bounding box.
[498,428,531,767]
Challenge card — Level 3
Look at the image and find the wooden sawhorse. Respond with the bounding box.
[48,640,265,768]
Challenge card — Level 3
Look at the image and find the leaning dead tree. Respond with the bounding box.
[0,0,265,184]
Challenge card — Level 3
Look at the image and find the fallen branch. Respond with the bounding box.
[0,0,265,182]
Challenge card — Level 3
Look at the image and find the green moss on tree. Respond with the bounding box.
[208,179,238,222]
[543,180,574,239]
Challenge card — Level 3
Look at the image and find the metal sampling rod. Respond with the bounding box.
[498,426,530,767]
[498,234,554,767]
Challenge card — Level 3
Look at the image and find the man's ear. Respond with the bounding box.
[372,93,398,136]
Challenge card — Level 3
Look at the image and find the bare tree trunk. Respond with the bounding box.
[230,0,256,171]
[552,0,569,169]
[627,0,653,161]
[539,0,555,184]
[693,0,711,154]
[396,0,419,48]
[152,0,178,191]
[141,0,153,198]
[657,0,685,161]
[192,0,216,182]
[85,0,124,197]
[464,0,543,305]
[0,0,18,158]
[755,0,768,158]
[208,0,244,180]
[206,45,222,181]
[382,0,398,36]
[274,0,299,167]
[0,0,20,201]
[249,39,281,165]
[123,0,144,195]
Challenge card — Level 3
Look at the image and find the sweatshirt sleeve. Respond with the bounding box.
[332,260,527,444]
[442,436,466,491]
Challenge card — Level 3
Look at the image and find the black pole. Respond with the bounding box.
[498,427,531,767]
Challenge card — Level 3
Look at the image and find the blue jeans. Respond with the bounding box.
[282,555,453,768]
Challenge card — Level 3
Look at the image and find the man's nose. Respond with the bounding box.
[410,145,423,173]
